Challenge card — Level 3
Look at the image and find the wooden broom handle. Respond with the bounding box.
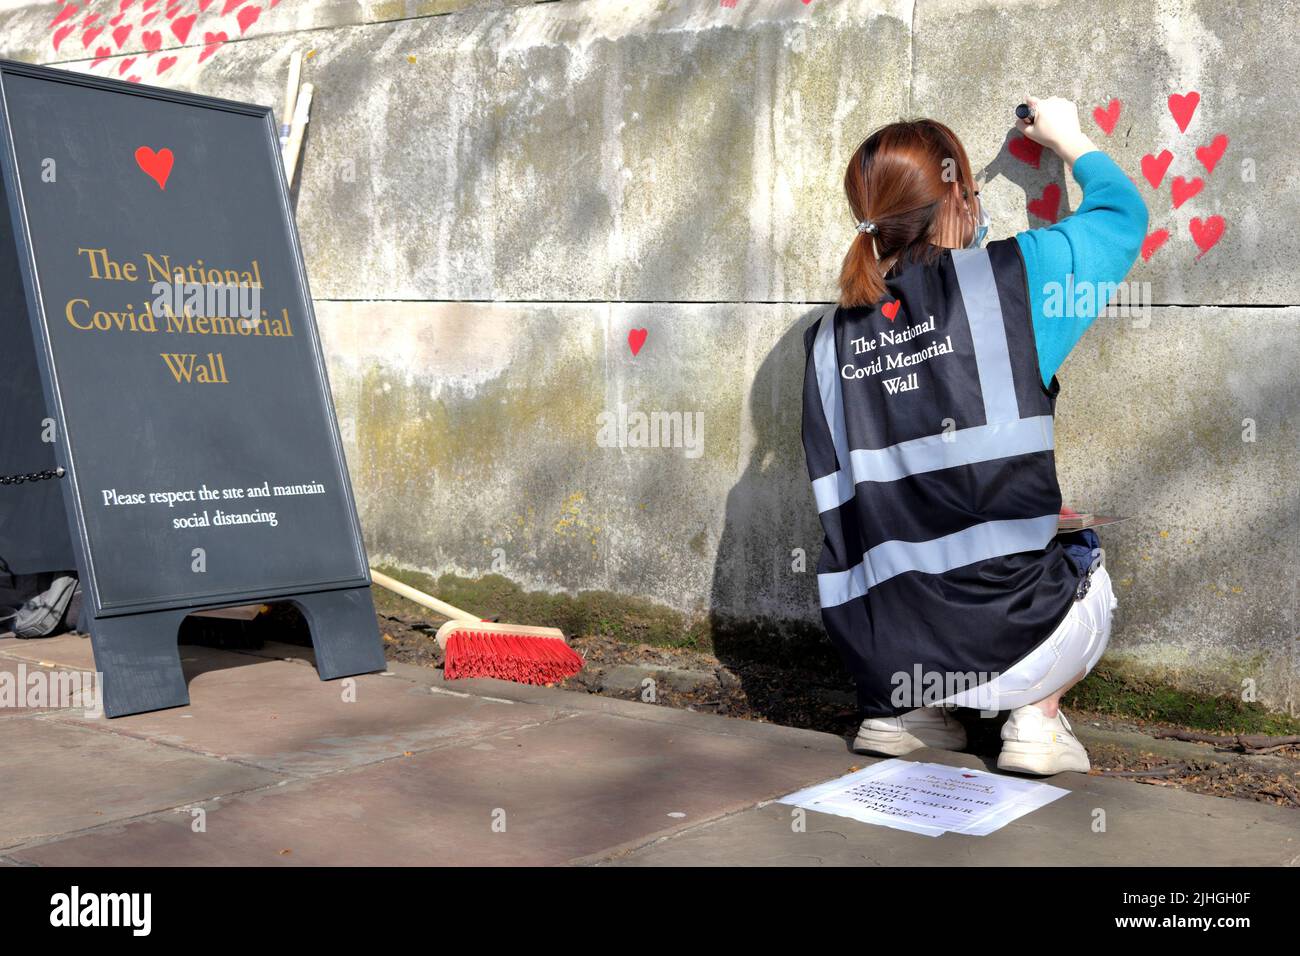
[369,568,477,622]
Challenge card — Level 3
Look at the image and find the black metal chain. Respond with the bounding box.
[0,466,65,486]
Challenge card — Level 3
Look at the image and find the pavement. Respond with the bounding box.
[0,633,1296,867]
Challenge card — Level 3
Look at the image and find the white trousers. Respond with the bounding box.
[938,563,1118,712]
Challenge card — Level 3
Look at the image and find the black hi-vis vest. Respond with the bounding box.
[801,238,1082,718]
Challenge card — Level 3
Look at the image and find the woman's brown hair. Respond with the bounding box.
[839,119,980,308]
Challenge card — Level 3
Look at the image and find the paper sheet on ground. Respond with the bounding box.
[778,760,1070,837]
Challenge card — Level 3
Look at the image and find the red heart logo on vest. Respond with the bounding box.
[134,146,173,190]
[1167,91,1199,133]
[1196,134,1228,174]
[627,328,647,356]
[1140,150,1173,190]
[1140,229,1169,262]
[1189,216,1224,259]
[1092,99,1121,135]
[1026,183,1061,223]
[1170,176,1203,209]
[1008,135,1043,169]
[881,300,900,322]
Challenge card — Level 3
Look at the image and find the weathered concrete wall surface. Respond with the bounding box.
[2,0,1296,709]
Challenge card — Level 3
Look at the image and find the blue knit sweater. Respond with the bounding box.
[1014,150,1149,389]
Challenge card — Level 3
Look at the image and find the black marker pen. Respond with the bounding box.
[1015,103,1036,124]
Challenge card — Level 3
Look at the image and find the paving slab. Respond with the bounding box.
[10,709,857,866]
[0,657,80,718]
[0,717,283,851]
[601,751,1300,867]
[5,636,561,777]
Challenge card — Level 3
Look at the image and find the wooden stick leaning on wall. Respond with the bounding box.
[279,49,303,153]
[283,82,314,190]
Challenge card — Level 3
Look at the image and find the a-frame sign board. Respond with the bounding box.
[0,60,385,717]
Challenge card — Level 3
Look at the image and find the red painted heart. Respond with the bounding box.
[141,28,161,51]
[221,0,242,13]
[237,5,260,33]
[81,25,104,48]
[113,24,131,47]
[118,56,136,75]
[1140,150,1173,190]
[627,328,647,356]
[1092,98,1121,135]
[1170,176,1203,209]
[157,55,177,74]
[51,4,79,28]
[92,45,112,67]
[1167,91,1199,133]
[1140,229,1169,262]
[1026,183,1061,223]
[881,300,900,322]
[199,31,227,62]
[134,146,173,190]
[1195,134,1228,174]
[1188,216,1224,259]
[1009,135,1043,169]
[53,24,75,50]
[171,13,195,43]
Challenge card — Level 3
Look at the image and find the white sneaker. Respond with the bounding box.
[853,705,968,756]
[997,705,1090,775]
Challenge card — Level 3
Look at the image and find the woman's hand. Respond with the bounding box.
[1017,96,1097,168]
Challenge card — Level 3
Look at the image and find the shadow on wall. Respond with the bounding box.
[707,307,854,726]
[977,128,1075,226]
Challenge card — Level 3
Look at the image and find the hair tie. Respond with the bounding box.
[856,219,878,235]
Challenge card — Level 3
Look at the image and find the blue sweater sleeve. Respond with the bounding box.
[1014,151,1149,389]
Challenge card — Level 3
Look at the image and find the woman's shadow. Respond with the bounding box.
[707,310,859,734]
[977,128,1074,229]
[707,126,1069,740]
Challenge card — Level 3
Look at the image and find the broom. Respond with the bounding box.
[369,569,583,685]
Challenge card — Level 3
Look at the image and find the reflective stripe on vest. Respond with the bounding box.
[810,246,1057,608]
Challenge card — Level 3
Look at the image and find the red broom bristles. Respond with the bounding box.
[443,630,584,685]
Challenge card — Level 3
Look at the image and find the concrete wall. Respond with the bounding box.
[2,0,1296,710]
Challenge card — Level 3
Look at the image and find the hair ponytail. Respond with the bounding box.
[838,119,977,309]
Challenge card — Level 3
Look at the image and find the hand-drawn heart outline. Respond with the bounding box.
[1140,229,1170,262]
[1140,150,1173,190]
[1026,183,1062,223]
[1008,135,1043,169]
[1092,99,1121,135]
[1167,91,1200,133]
[1170,176,1203,209]
[1196,134,1228,174]
[1189,216,1224,259]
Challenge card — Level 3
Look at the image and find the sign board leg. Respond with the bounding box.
[89,609,191,718]
[288,587,387,681]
